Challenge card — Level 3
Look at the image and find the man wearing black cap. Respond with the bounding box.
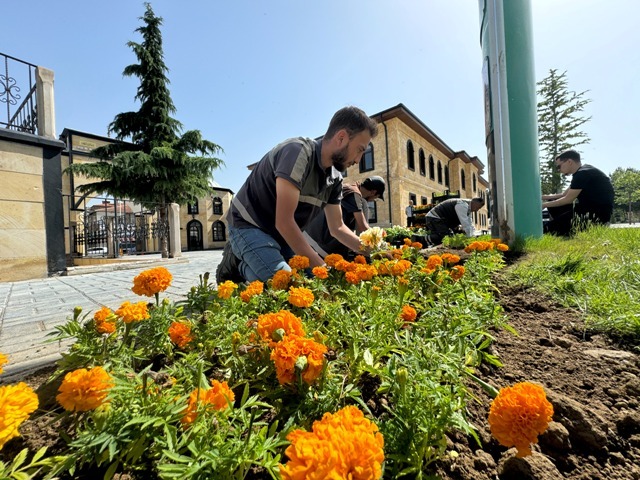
[304,176,386,258]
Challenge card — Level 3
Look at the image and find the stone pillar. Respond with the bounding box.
[168,203,182,258]
[36,67,56,139]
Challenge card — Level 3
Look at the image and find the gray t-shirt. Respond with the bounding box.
[229,137,343,246]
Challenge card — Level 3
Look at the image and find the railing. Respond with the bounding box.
[64,194,170,258]
[1,52,38,134]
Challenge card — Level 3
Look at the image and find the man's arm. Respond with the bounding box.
[325,204,363,253]
[274,177,325,267]
[455,202,474,236]
[352,211,370,234]
[542,189,581,209]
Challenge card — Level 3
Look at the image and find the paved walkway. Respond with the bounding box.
[0,250,223,380]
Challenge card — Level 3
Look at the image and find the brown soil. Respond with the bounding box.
[3,270,640,479]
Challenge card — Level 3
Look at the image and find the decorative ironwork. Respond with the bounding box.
[1,52,37,134]
[64,195,170,258]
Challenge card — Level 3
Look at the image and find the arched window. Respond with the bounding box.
[419,149,426,176]
[187,219,203,250]
[212,197,223,215]
[406,140,415,171]
[428,155,435,180]
[437,161,443,184]
[460,169,466,190]
[212,221,226,241]
[359,143,374,172]
[444,166,450,187]
[472,173,477,193]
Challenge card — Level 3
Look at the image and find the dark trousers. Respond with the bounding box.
[425,217,451,245]
[545,205,611,236]
[407,216,415,227]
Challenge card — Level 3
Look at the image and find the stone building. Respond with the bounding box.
[343,103,489,231]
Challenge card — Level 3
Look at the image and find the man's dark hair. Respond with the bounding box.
[556,150,581,162]
[471,197,485,206]
[324,106,378,140]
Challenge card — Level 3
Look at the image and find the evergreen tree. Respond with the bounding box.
[65,3,223,256]
[537,69,591,194]
[611,167,640,224]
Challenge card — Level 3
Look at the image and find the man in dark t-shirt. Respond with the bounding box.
[304,176,386,258]
[542,150,614,236]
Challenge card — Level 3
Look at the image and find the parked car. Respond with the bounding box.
[86,246,108,256]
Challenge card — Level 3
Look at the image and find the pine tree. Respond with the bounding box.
[537,69,591,194]
[65,3,223,257]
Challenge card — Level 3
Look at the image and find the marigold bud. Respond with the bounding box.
[272,328,286,342]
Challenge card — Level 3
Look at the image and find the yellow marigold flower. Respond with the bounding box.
[497,243,509,252]
[353,255,367,264]
[441,253,461,265]
[257,310,306,346]
[311,266,329,279]
[400,305,417,322]
[0,353,8,375]
[450,265,465,281]
[271,270,293,290]
[217,280,238,299]
[280,405,384,480]
[403,238,412,246]
[288,255,310,270]
[270,335,327,385]
[288,286,314,308]
[115,301,150,323]
[181,379,235,426]
[420,267,435,275]
[324,253,344,268]
[488,382,554,457]
[240,280,264,302]
[168,321,194,349]
[131,267,173,297]
[0,382,39,449]
[57,366,114,412]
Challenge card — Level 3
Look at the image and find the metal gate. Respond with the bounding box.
[65,195,169,258]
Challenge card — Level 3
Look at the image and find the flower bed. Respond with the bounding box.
[0,236,553,479]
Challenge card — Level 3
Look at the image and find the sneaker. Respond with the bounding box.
[215,242,244,284]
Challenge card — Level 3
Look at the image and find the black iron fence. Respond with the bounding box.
[65,194,170,258]
[1,52,37,134]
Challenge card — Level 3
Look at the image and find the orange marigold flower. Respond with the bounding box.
[280,405,384,480]
[450,265,465,280]
[403,238,412,246]
[257,310,306,346]
[181,379,235,426]
[57,366,114,412]
[0,353,8,374]
[288,255,310,270]
[391,259,412,276]
[271,270,293,290]
[441,253,461,265]
[426,254,443,270]
[115,301,150,323]
[270,335,327,385]
[312,266,329,279]
[131,267,173,297]
[353,255,367,264]
[411,241,423,249]
[497,243,509,252]
[488,382,554,457]
[217,280,238,299]
[288,286,314,308]
[324,253,344,268]
[240,280,264,302]
[168,321,194,349]
[334,259,350,272]
[400,305,417,322]
[93,306,113,323]
[94,306,116,334]
[420,267,435,275]
[0,382,39,449]
[345,271,361,285]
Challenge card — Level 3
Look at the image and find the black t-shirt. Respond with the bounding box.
[570,164,614,215]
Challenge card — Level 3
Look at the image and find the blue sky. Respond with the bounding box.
[3,0,638,194]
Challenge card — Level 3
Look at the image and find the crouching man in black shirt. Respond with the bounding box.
[542,150,614,236]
